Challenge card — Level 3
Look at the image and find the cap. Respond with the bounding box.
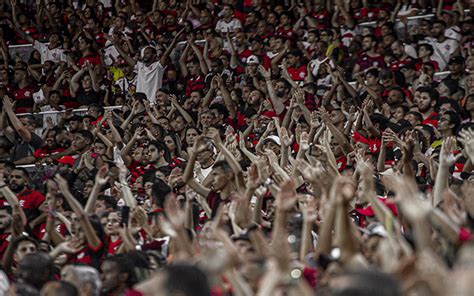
[246,55,260,65]
[260,110,277,118]
[355,197,398,217]
[56,156,75,167]
[263,135,281,146]
[448,56,464,65]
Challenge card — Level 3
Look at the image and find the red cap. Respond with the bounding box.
[260,110,277,118]
[56,156,75,167]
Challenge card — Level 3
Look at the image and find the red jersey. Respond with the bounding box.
[106,236,122,255]
[17,188,45,211]
[356,53,385,71]
[287,65,307,82]
[13,85,36,113]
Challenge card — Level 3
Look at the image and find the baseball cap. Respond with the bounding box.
[448,56,464,65]
[56,156,75,167]
[246,55,260,65]
[263,135,281,146]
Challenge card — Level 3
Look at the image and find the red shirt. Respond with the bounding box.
[78,52,102,67]
[185,75,205,97]
[356,53,385,71]
[0,233,12,261]
[17,188,45,211]
[13,85,36,113]
[67,241,105,269]
[106,236,122,255]
[287,65,307,82]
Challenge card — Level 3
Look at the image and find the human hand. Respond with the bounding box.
[299,132,310,151]
[280,127,293,147]
[276,179,297,211]
[95,165,109,185]
[458,128,474,164]
[258,65,271,80]
[2,95,14,110]
[439,136,461,167]
[207,127,222,146]
[53,174,70,195]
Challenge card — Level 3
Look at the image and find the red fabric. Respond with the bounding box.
[287,65,307,82]
[17,188,45,210]
[458,227,472,243]
[13,85,36,113]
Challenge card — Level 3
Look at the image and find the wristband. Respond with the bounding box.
[0,184,7,189]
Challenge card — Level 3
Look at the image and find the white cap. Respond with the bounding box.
[263,135,281,146]
[246,55,259,65]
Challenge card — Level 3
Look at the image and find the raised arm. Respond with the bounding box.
[258,66,285,115]
[54,174,101,249]
[69,68,86,98]
[84,166,109,213]
[160,29,185,66]
[182,136,212,198]
[3,96,32,143]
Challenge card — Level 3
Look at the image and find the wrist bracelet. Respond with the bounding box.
[0,184,7,189]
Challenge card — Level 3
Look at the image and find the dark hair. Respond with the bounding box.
[418,43,434,55]
[444,110,461,133]
[406,111,423,124]
[97,195,117,210]
[151,178,171,208]
[163,264,211,296]
[417,86,440,103]
[12,235,38,251]
[74,130,94,145]
[363,34,377,43]
[13,166,30,179]
[437,98,462,114]
[148,140,171,162]
[432,19,447,27]
[104,254,137,288]
[213,160,232,173]
[17,252,55,289]
[0,160,15,171]
[209,103,229,118]
[440,78,462,96]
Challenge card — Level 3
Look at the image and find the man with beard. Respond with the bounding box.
[352,35,385,77]
[390,41,415,71]
[416,86,440,127]
[6,168,44,221]
[100,254,136,296]
[424,19,459,71]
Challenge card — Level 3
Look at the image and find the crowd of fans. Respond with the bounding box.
[0,0,474,295]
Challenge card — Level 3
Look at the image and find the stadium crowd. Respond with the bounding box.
[0,0,474,295]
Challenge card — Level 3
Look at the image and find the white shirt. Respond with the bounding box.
[215,18,242,33]
[40,104,65,127]
[426,37,459,71]
[136,61,164,103]
[34,41,66,64]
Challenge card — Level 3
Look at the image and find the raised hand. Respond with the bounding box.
[439,136,461,167]
[280,127,293,147]
[458,128,474,164]
[276,179,297,211]
[258,65,271,80]
[95,165,109,185]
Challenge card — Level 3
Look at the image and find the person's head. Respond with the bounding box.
[0,160,15,178]
[101,254,136,294]
[431,19,447,39]
[149,263,210,296]
[274,79,291,98]
[87,104,104,119]
[365,68,380,86]
[392,105,409,121]
[61,265,102,296]
[18,252,55,290]
[13,236,38,264]
[199,8,212,25]
[171,114,187,133]
[263,136,281,155]
[164,134,178,154]
[146,140,170,164]
[187,59,201,76]
[185,127,199,147]
[209,58,224,74]
[362,35,377,52]
[0,206,12,231]
[438,110,461,135]
[40,281,78,296]
[418,43,434,59]
[390,41,405,58]
[9,167,30,193]
[416,86,439,113]
[200,109,215,128]
[438,98,462,114]
[196,139,216,166]
[14,68,28,83]
[72,130,94,151]
[447,56,465,76]
[67,115,83,132]
[386,87,405,107]
[78,37,93,52]
[221,4,234,18]
[143,46,157,64]
[104,210,121,236]
[404,111,423,127]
